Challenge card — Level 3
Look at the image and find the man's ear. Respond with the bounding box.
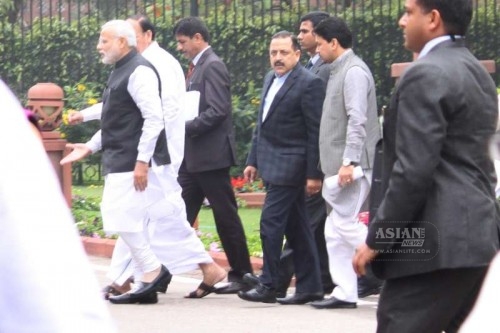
[330,38,338,49]
[145,30,153,42]
[118,36,128,49]
[428,9,442,32]
[193,32,204,43]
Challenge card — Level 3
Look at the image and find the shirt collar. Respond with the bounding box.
[310,53,321,65]
[192,45,211,66]
[141,41,159,58]
[274,69,292,81]
[418,35,462,59]
[332,48,353,64]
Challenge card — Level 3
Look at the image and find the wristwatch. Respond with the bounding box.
[342,158,352,167]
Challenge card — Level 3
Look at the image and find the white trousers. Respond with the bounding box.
[323,171,371,302]
[119,230,161,275]
[106,165,213,285]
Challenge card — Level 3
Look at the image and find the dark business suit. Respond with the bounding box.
[179,47,252,281]
[367,39,499,332]
[247,63,324,293]
[277,57,334,294]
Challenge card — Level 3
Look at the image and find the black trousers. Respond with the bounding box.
[377,267,488,333]
[178,164,252,280]
[277,191,334,293]
[259,183,322,293]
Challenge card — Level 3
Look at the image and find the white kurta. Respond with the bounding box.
[0,80,116,332]
[87,63,164,233]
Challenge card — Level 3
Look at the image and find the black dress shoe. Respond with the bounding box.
[109,286,158,304]
[310,297,357,309]
[358,284,382,298]
[118,265,172,298]
[275,290,287,298]
[238,285,276,303]
[214,281,250,294]
[138,265,171,295]
[277,292,324,305]
[155,270,173,293]
[242,273,260,287]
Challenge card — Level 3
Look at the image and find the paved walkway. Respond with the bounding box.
[90,256,378,333]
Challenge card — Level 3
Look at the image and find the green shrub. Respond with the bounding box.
[1,0,498,177]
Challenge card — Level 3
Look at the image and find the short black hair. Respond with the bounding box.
[128,14,156,40]
[173,17,210,43]
[271,31,300,51]
[313,17,352,49]
[416,0,472,35]
[300,11,330,28]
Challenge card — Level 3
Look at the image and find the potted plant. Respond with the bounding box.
[231,177,266,208]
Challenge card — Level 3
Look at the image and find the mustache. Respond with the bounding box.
[274,61,284,66]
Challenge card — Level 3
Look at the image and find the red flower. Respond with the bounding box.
[231,177,246,192]
[358,211,369,225]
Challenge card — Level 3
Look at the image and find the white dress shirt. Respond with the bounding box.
[262,71,291,121]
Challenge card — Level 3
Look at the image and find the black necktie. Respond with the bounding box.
[305,60,313,70]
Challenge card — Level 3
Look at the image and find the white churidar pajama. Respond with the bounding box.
[322,171,371,303]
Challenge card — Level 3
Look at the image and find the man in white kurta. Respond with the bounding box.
[63,19,179,304]
[0,80,116,330]
[67,17,225,298]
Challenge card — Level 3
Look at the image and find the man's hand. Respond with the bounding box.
[134,161,149,192]
[353,242,377,276]
[68,111,84,125]
[306,178,322,196]
[243,166,258,183]
[338,165,355,187]
[60,143,91,165]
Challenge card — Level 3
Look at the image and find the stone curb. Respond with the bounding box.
[81,236,264,272]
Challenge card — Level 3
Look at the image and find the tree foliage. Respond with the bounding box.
[1,0,498,177]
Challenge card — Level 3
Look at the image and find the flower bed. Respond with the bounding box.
[235,192,266,208]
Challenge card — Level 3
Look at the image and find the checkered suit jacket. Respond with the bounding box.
[246,64,325,186]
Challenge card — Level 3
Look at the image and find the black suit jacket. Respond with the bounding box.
[184,47,237,172]
[310,57,331,86]
[247,64,324,186]
[367,40,499,279]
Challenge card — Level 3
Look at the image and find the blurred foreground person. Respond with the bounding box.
[353,0,499,331]
[0,79,116,331]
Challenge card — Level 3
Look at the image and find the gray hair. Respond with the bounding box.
[101,20,137,47]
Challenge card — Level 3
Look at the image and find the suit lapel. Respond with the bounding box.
[311,58,324,74]
[259,72,275,124]
[188,48,213,88]
[262,65,300,124]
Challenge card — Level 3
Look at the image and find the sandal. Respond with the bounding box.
[185,282,217,299]
[102,285,123,300]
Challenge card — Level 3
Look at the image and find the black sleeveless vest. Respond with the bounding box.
[101,49,169,175]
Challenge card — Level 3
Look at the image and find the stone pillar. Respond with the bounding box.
[26,83,72,207]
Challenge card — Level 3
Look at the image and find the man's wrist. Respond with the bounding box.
[342,158,358,167]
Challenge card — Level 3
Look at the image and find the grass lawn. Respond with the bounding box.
[72,185,263,256]
[197,206,262,257]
